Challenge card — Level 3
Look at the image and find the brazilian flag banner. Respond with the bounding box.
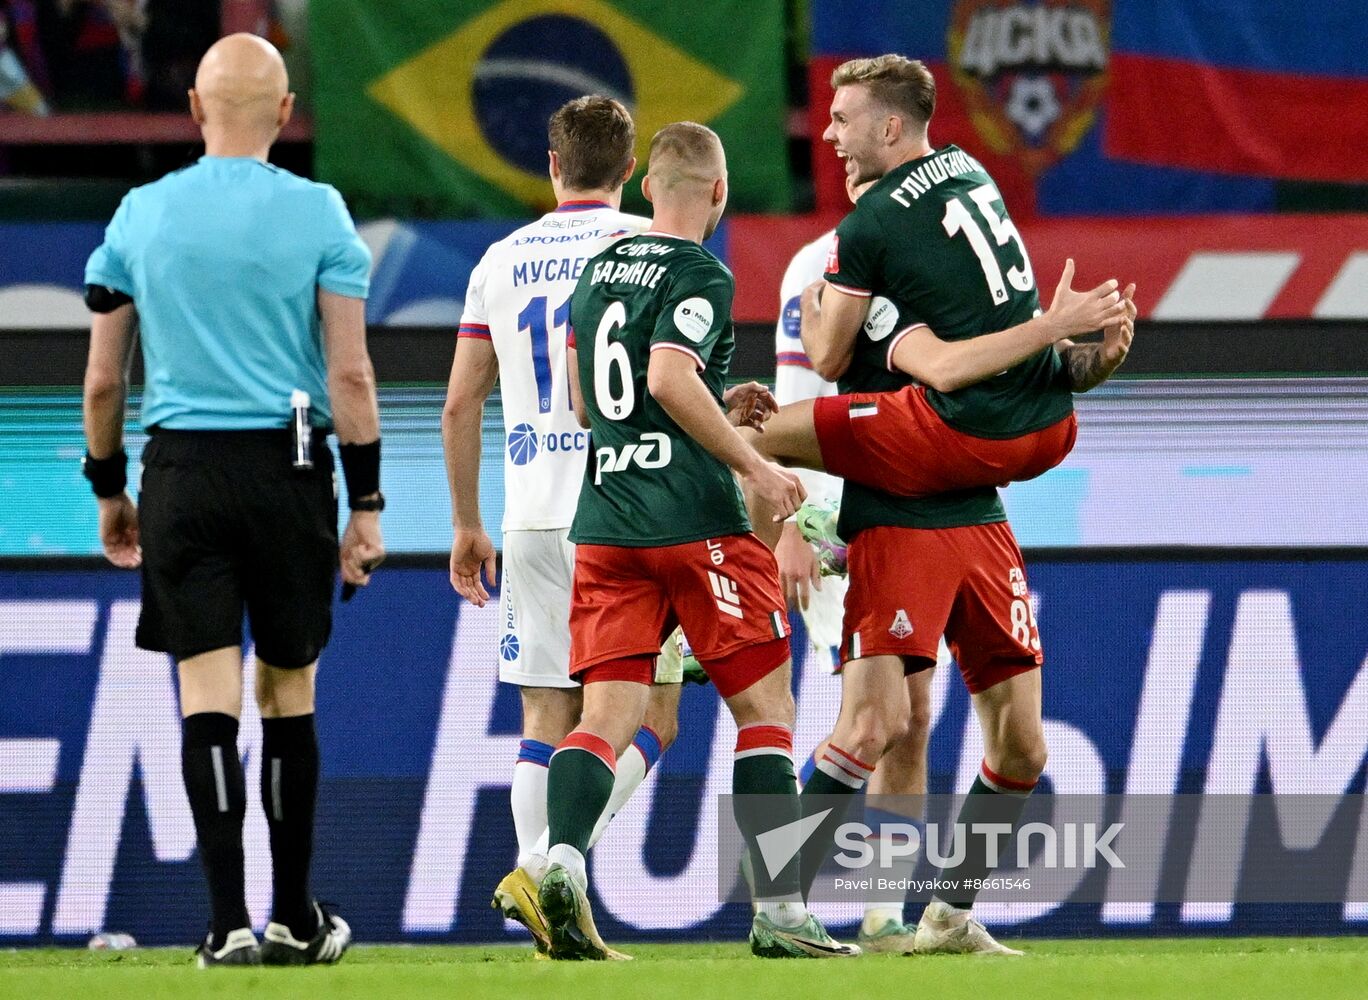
[312,0,791,217]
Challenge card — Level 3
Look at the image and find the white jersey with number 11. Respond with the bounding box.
[458,202,647,531]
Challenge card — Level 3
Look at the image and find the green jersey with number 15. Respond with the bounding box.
[825,144,1072,439]
[568,233,751,547]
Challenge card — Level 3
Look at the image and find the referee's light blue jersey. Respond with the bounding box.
[84,156,371,430]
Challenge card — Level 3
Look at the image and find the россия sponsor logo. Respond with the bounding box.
[507,423,590,466]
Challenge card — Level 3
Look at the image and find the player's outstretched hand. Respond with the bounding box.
[341,511,385,590]
[98,492,141,568]
[1101,283,1138,368]
[724,381,779,431]
[450,526,497,607]
[776,521,822,611]
[1044,259,1129,340]
[743,460,807,522]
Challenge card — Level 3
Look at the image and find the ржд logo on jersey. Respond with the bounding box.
[948,0,1109,174]
[594,432,672,484]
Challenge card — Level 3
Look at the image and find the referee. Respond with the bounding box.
[80,34,383,968]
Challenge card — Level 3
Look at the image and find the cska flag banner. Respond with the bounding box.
[311,0,791,217]
[809,0,1368,217]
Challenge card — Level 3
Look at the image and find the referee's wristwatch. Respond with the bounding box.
[350,492,386,512]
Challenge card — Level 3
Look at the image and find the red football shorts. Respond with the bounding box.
[571,533,791,698]
[841,522,1042,694]
[813,385,1077,497]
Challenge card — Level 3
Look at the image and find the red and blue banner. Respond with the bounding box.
[808,0,1366,217]
[1105,1,1368,184]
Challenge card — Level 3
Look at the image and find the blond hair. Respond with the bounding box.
[831,54,936,130]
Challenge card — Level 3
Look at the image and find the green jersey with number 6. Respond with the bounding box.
[568,234,750,547]
[825,144,1072,439]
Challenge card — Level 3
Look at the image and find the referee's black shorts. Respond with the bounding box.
[136,428,338,668]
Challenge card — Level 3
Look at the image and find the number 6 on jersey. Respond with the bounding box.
[593,300,635,421]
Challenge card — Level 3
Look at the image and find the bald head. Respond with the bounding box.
[192,33,290,139]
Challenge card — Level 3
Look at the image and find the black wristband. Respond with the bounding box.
[84,284,133,313]
[338,439,381,507]
[82,449,128,499]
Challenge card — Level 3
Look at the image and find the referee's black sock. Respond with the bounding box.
[261,714,320,940]
[181,712,250,945]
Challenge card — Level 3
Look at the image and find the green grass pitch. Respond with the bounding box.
[2,939,1367,999]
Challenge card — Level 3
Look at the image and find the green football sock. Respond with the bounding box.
[733,724,802,903]
[798,742,874,896]
[937,771,1036,909]
[545,732,616,856]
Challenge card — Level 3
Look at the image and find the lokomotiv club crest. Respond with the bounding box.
[947,0,1110,174]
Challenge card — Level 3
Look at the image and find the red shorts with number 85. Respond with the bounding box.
[842,521,1042,694]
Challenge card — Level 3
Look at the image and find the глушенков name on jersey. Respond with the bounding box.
[888,148,983,206]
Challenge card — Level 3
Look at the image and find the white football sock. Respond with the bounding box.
[522,847,550,884]
[862,906,903,932]
[925,897,971,924]
[758,898,808,929]
[586,743,649,848]
[863,854,915,930]
[511,759,549,870]
[546,843,588,890]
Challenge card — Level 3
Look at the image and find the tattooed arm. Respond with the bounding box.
[1061,342,1115,393]
[1060,283,1136,393]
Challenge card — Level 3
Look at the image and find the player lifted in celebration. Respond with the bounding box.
[776,55,1135,955]
[753,78,1132,494]
[536,122,857,961]
[443,96,681,954]
[771,174,940,954]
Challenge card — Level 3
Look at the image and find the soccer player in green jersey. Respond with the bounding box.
[749,61,1133,494]
[443,96,688,958]
[535,122,859,961]
[755,55,1136,956]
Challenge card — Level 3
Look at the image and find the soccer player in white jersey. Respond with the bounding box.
[442,96,682,955]
[772,175,944,954]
